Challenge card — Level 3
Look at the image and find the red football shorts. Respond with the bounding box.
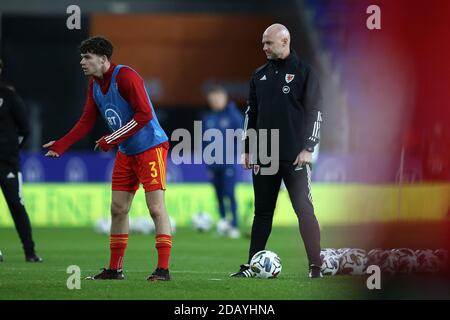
[112,145,168,193]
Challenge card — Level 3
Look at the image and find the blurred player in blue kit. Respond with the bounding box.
[202,86,244,238]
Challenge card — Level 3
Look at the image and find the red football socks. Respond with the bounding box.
[109,234,128,270]
[155,234,172,270]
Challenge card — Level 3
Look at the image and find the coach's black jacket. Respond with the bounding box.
[244,50,323,162]
[0,82,29,169]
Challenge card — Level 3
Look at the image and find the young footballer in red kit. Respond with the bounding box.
[43,36,172,281]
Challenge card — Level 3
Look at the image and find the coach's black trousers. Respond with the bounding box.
[248,162,322,267]
[0,162,36,257]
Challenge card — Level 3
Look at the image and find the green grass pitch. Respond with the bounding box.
[0,226,374,300]
[6,224,448,300]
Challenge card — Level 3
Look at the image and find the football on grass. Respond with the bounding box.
[415,249,440,273]
[250,250,282,279]
[392,248,417,275]
[191,212,213,232]
[434,249,449,272]
[320,249,340,276]
[339,249,368,275]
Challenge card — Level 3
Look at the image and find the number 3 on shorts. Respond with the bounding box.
[148,161,158,178]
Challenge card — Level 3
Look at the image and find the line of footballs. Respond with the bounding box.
[320,248,448,276]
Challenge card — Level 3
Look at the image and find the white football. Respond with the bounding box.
[131,217,155,234]
[320,249,340,276]
[191,212,213,232]
[339,249,368,275]
[377,250,398,276]
[322,248,341,257]
[392,248,417,275]
[250,250,282,279]
[94,217,111,235]
[367,248,385,266]
[336,248,352,257]
[434,249,449,272]
[415,249,440,273]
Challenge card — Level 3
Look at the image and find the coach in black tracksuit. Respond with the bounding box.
[0,59,42,262]
[232,24,323,278]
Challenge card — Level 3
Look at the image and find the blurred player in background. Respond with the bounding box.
[202,86,244,238]
[232,24,323,278]
[0,59,42,262]
[43,37,172,281]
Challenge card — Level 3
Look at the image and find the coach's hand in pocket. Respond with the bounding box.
[293,149,312,169]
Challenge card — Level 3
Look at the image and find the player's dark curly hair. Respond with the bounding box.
[80,36,113,60]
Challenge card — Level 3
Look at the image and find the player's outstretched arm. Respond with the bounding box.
[43,141,60,157]
[46,82,98,156]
